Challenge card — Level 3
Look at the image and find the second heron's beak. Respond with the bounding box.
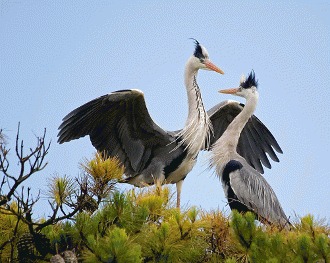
[219,88,239,94]
[204,60,224,74]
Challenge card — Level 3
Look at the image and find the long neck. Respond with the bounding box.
[177,57,212,157]
[184,61,204,123]
[211,92,258,167]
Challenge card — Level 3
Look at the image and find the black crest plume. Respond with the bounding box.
[190,38,204,60]
[241,70,258,89]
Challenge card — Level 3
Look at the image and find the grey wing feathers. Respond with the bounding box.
[206,100,282,174]
[230,164,289,226]
[58,89,172,176]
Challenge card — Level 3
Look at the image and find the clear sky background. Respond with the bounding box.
[1,1,329,222]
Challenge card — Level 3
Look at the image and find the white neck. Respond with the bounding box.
[211,91,258,171]
[177,56,212,157]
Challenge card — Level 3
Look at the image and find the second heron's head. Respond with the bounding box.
[219,70,258,99]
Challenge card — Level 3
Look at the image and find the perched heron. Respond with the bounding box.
[58,41,282,208]
[210,71,290,227]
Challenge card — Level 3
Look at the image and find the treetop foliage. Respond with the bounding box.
[0,127,329,262]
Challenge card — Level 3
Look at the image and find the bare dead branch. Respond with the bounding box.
[0,124,112,261]
[0,143,10,178]
[0,124,50,206]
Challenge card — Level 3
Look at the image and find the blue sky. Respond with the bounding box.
[1,1,329,222]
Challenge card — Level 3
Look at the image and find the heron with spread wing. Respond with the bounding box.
[58,41,282,208]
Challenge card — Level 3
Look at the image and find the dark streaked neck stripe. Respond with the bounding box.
[192,75,206,119]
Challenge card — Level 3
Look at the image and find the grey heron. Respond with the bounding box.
[58,41,282,208]
[210,71,290,227]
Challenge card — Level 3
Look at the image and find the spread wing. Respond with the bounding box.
[58,89,174,176]
[229,161,289,226]
[206,100,283,174]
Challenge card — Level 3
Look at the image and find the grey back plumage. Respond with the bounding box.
[222,158,290,227]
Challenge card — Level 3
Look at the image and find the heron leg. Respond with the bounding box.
[152,172,165,196]
[155,179,162,196]
[176,180,184,208]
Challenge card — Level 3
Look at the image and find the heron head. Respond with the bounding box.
[219,70,258,98]
[189,39,224,74]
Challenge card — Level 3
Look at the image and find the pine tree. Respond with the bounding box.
[1,128,330,262]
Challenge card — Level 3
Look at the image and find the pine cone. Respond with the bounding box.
[62,250,78,263]
[50,254,65,263]
[17,233,35,262]
[78,194,98,213]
